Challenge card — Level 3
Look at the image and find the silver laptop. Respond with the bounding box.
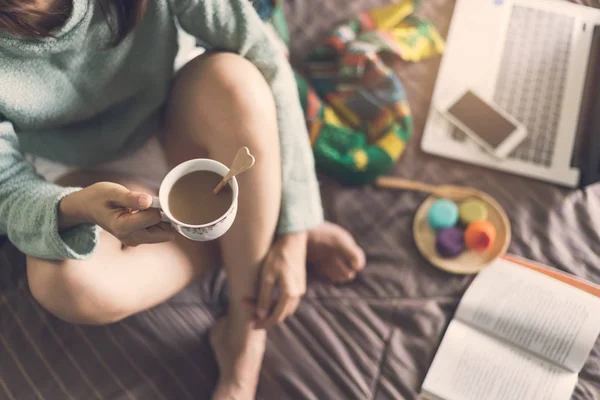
[421,0,600,187]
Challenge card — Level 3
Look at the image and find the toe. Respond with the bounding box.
[318,260,353,283]
[333,258,356,281]
[320,263,345,283]
[349,246,366,272]
[334,231,366,272]
[324,258,356,283]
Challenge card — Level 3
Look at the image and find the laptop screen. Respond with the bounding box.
[574,24,600,186]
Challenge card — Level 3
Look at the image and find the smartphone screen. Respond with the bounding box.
[447,91,517,149]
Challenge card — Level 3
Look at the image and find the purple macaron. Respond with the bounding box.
[436,227,465,258]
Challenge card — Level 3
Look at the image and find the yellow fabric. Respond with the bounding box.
[377,131,407,160]
[368,1,415,30]
[392,25,445,62]
[324,106,350,128]
[351,149,369,171]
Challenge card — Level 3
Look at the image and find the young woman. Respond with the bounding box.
[0,0,365,398]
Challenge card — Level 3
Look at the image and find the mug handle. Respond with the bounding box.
[150,197,171,223]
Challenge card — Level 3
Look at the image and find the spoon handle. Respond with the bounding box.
[376,176,476,200]
[376,176,439,194]
[213,147,256,194]
[213,171,234,194]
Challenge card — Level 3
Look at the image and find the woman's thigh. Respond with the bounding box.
[27,171,217,325]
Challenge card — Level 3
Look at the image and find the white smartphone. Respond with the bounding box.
[437,89,527,158]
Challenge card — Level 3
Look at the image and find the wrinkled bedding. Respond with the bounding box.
[2,0,600,399]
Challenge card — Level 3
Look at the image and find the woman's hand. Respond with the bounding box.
[251,231,308,330]
[58,182,174,246]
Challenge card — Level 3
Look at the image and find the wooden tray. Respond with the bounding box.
[413,190,511,275]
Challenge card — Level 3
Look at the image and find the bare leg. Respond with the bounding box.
[27,172,216,325]
[163,53,281,399]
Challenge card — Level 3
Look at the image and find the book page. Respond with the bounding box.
[456,259,600,372]
[504,255,600,298]
[421,320,577,400]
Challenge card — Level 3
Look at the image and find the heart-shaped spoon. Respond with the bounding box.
[213,147,256,194]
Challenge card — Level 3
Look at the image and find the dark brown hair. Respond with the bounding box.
[0,0,148,45]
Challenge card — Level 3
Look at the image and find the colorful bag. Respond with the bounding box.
[256,0,445,185]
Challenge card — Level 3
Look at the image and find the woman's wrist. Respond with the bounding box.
[58,189,92,230]
[278,231,308,251]
[279,230,308,243]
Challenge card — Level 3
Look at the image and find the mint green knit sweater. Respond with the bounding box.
[0,0,323,260]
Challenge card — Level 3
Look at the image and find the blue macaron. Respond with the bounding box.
[428,199,459,230]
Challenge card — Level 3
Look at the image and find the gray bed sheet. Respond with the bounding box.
[2,0,600,399]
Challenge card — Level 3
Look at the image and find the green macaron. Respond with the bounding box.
[459,199,488,225]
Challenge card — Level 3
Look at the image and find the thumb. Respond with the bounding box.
[112,188,153,210]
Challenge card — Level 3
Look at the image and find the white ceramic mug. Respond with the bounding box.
[151,159,239,241]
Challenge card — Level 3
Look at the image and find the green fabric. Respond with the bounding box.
[260,0,444,185]
[0,0,323,260]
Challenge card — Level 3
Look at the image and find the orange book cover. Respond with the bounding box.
[503,254,600,298]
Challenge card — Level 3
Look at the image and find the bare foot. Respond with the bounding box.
[210,318,266,400]
[307,222,366,283]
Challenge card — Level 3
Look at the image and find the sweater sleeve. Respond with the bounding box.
[0,120,99,260]
[170,0,324,233]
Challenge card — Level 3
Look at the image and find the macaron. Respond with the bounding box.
[459,199,488,225]
[428,199,459,230]
[436,227,465,258]
[464,220,497,252]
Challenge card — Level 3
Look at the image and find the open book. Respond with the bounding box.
[421,256,600,400]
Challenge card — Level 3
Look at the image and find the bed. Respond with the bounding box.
[2,0,600,399]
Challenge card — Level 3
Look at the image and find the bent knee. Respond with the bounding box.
[178,52,273,101]
[27,257,134,325]
[167,53,277,143]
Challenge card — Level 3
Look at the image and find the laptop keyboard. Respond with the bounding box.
[451,5,575,167]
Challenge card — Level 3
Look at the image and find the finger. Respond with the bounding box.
[256,271,276,320]
[110,187,153,210]
[255,294,289,330]
[241,299,257,313]
[123,223,174,246]
[147,222,175,235]
[285,296,301,317]
[241,297,257,307]
[244,295,299,322]
[117,209,163,233]
[241,299,263,319]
